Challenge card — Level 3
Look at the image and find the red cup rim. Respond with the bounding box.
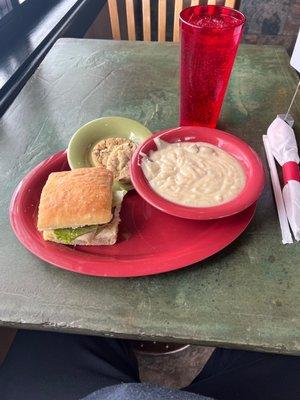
[130,126,265,220]
[179,5,246,31]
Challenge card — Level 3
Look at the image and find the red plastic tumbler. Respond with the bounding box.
[179,5,245,128]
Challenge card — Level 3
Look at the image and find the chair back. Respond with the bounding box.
[107,0,237,42]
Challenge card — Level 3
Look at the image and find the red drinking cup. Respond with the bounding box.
[179,5,245,128]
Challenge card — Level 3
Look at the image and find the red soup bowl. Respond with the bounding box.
[130,126,265,220]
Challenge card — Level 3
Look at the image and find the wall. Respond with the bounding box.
[241,0,300,54]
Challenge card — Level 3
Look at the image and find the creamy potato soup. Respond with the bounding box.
[141,139,246,207]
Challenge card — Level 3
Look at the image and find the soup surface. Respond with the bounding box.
[141,139,246,207]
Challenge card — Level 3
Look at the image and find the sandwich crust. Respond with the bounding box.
[37,167,113,230]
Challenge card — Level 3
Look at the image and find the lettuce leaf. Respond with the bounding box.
[112,189,127,207]
[54,225,98,244]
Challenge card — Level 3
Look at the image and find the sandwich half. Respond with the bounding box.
[37,167,122,245]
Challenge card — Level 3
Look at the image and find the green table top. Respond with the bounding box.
[0,39,299,355]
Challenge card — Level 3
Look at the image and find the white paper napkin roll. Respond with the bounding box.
[267,117,300,241]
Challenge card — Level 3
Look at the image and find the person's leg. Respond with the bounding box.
[0,329,139,400]
[184,348,300,400]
